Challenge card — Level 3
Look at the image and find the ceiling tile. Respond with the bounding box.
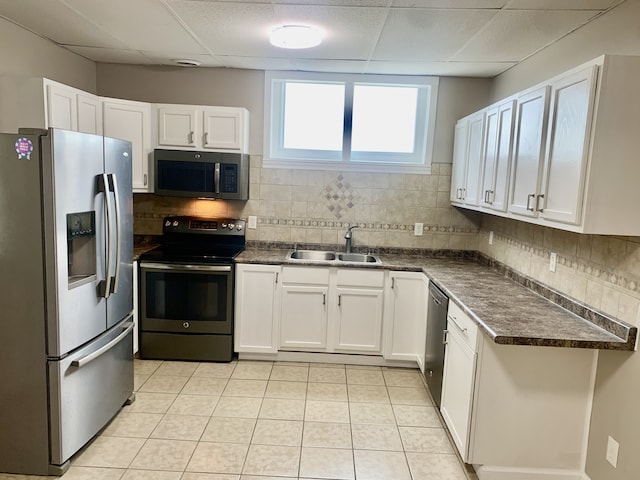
[221,56,296,71]
[392,0,507,8]
[140,51,226,68]
[364,60,515,76]
[277,0,390,5]
[0,0,127,48]
[504,0,620,10]
[64,46,156,65]
[453,9,599,62]
[373,9,498,61]
[168,1,279,57]
[64,0,208,54]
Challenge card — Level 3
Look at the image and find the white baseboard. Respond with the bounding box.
[238,351,418,368]
[474,465,589,480]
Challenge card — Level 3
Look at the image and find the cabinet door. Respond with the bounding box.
[509,86,550,217]
[158,107,197,147]
[334,287,384,353]
[384,272,427,364]
[482,99,515,212]
[440,327,477,461]
[280,285,328,350]
[46,83,77,131]
[103,100,152,192]
[463,111,485,206]
[540,66,598,225]
[235,265,281,354]
[77,93,102,134]
[203,108,245,151]
[450,118,469,203]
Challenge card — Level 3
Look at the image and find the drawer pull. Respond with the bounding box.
[448,315,468,333]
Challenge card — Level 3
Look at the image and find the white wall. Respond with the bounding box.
[0,17,96,92]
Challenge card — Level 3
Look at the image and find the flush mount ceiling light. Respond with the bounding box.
[270,25,323,49]
[172,59,202,67]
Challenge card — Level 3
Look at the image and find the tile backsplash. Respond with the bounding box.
[479,215,640,327]
[134,156,481,251]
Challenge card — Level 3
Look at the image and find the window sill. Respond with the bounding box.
[263,158,432,175]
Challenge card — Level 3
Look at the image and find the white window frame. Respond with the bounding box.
[264,71,439,174]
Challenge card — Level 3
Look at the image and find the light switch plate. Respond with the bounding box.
[414,223,423,236]
[550,252,557,272]
[247,216,257,229]
[489,231,494,245]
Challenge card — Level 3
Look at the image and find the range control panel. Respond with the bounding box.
[162,216,246,236]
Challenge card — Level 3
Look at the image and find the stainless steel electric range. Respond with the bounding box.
[138,216,246,362]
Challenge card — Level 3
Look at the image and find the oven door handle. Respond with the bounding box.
[140,262,232,272]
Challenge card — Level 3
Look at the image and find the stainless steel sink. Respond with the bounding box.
[287,250,336,261]
[337,253,380,263]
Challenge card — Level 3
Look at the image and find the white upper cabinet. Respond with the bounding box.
[480,98,515,212]
[539,66,597,225]
[508,85,550,218]
[452,55,640,235]
[154,104,249,152]
[450,111,485,207]
[0,77,102,135]
[102,98,152,193]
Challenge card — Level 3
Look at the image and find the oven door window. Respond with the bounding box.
[142,268,232,334]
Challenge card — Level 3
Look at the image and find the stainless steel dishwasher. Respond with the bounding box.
[424,282,449,407]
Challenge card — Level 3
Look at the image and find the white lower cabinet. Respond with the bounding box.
[440,302,478,459]
[441,302,597,475]
[383,271,428,368]
[234,264,281,354]
[279,266,384,354]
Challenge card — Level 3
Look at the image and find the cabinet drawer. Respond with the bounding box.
[447,302,478,350]
[337,269,384,288]
[282,266,330,285]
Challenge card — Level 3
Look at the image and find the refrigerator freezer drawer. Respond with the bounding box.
[48,316,134,467]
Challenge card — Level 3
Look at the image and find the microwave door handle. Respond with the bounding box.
[108,173,122,294]
[214,162,221,194]
[98,173,113,298]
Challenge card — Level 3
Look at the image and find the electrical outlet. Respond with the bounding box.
[488,231,494,245]
[549,252,557,272]
[414,222,424,236]
[247,215,257,229]
[606,435,619,468]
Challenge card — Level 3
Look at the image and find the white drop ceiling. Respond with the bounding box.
[0,0,626,77]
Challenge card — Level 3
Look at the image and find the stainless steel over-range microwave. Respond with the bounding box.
[154,149,249,200]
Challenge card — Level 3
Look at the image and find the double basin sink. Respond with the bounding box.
[287,250,381,264]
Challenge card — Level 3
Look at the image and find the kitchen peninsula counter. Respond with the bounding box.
[236,247,636,351]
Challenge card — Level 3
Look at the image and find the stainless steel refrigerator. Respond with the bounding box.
[0,128,134,475]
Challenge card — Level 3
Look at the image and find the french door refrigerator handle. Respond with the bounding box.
[214,162,221,194]
[98,173,114,298]
[108,173,122,294]
[71,321,134,368]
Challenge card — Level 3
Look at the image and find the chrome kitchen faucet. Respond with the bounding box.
[344,225,359,253]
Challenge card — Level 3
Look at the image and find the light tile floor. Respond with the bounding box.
[0,359,479,480]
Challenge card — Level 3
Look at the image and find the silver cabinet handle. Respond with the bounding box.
[72,321,134,368]
[443,329,449,345]
[204,132,209,145]
[448,314,468,333]
[143,173,148,186]
[338,294,341,306]
[526,193,536,211]
[391,277,395,289]
[322,293,326,305]
[188,131,194,144]
[536,194,545,212]
[275,272,279,284]
[214,162,221,194]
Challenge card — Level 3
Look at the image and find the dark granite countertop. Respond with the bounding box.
[236,247,636,351]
